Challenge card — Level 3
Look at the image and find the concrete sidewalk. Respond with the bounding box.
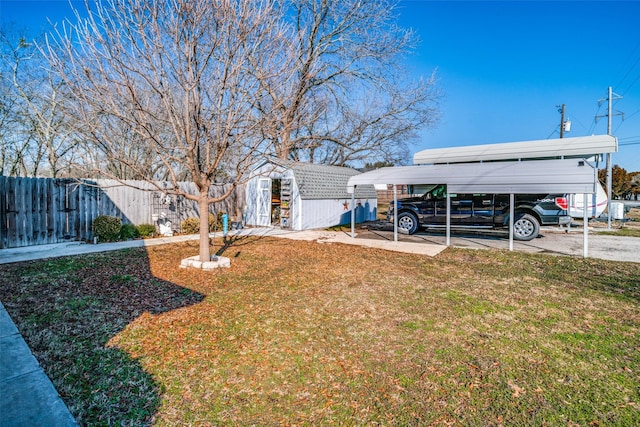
[0,234,203,265]
[257,228,446,256]
[1,302,77,427]
[0,228,446,265]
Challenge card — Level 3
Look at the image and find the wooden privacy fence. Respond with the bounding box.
[0,176,245,249]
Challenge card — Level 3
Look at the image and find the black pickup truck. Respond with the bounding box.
[387,184,571,240]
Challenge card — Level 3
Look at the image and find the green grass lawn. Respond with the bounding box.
[1,237,639,426]
[596,226,640,238]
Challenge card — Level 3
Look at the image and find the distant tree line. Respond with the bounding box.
[599,166,640,201]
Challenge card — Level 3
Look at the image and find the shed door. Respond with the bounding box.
[257,178,271,226]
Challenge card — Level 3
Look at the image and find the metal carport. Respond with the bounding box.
[412,135,617,165]
[413,134,619,227]
[346,158,600,257]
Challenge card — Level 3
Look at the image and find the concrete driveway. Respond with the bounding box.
[354,224,640,263]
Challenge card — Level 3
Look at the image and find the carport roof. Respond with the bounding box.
[347,158,598,194]
[413,135,617,165]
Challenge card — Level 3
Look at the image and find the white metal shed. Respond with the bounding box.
[244,159,377,231]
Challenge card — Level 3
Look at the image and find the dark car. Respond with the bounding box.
[387,184,571,241]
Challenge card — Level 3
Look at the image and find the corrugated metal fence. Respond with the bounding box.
[0,177,244,249]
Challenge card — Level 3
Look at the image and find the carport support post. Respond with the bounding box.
[509,194,514,251]
[393,185,398,242]
[446,191,451,246]
[583,192,589,258]
[351,192,355,238]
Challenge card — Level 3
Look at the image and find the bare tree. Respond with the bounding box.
[1,28,36,176]
[43,0,285,261]
[0,26,77,177]
[0,78,26,175]
[257,0,441,166]
[70,110,174,181]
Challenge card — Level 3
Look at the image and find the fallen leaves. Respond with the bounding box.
[1,237,639,425]
[507,379,526,398]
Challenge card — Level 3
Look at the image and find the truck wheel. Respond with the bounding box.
[397,212,419,234]
[513,214,540,241]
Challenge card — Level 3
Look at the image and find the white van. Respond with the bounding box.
[568,182,608,218]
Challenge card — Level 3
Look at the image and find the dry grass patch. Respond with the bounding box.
[595,207,640,237]
[1,236,639,426]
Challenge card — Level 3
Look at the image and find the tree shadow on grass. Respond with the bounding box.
[0,247,205,426]
[213,234,255,258]
[213,233,288,258]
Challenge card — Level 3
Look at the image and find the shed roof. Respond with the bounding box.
[413,135,617,165]
[255,159,377,200]
[347,158,597,194]
[289,162,377,200]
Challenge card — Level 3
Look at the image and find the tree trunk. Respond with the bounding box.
[198,194,211,262]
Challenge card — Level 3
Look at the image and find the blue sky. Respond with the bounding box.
[2,0,639,172]
[398,0,640,172]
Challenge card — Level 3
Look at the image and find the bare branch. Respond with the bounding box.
[42,0,286,261]
[257,0,441,165]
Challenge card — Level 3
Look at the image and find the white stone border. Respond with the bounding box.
[180,255,230,270]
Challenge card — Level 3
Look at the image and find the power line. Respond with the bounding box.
[613,107,639,134]
[618,136,640,146]
[619,71,640,97]
[624,109,640,120]
[569,116,591,134]
[614,41,640,95]
[595,88,623,130]
[587,102,603,135]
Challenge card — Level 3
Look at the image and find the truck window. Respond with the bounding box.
[430,185,447,199]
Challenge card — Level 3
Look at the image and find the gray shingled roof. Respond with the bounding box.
[280,161,377,200]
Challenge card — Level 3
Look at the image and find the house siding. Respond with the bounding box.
[300,198,377,230]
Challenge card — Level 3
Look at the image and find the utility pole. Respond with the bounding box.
[596,86,623,230]
[556,104,571,138]
[559,104,566,138]
[607,87,613,230]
